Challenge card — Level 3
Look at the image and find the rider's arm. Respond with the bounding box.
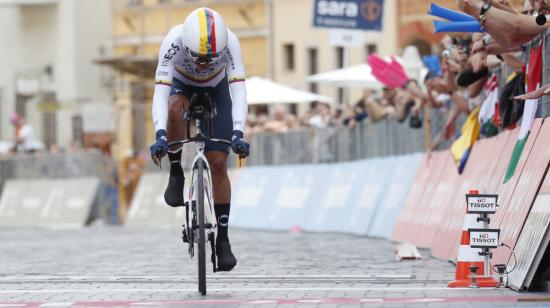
[225,30,248,133]
[152,26,182,132]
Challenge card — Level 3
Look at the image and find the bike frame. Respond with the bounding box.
[167,93,231,295]
[188,122,217,241]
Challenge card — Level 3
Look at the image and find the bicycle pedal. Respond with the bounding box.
[181,229,189,243]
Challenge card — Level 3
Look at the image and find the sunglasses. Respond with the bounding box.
[186,47,225,65]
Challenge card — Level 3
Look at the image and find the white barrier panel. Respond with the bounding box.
[305,161,377,234]
[126,154,424,236]
[0,177,99,227]
[126,172,188,226]
[508,164,550,291]
[368,153,424,238]
[228,167,280,229]
[232,154,423,236]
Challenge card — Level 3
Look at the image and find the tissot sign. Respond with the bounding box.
[313,0,384,31]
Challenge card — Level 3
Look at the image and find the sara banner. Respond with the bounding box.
[313,0,384,31]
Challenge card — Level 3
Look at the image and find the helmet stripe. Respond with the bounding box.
[204,9,213,54]
[198,8,208,55]
[207,9,217,54]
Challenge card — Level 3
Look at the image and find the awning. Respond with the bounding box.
[306,64,383,89]
[95,55,156,77]
[246,76,333,105]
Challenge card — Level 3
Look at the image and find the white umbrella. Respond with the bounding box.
[246,76,333,105]
[306,64,383,89]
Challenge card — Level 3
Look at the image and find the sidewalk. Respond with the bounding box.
[0,226,548,307]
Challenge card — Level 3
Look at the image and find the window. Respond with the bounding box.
[127,0,142,7]
[335,47,345,103]
[283,43,295,71]
[366,44,377,56]
[72,115,83,146]
[307,48,318,93]
[335,47,344,69]
[42,92,57,149]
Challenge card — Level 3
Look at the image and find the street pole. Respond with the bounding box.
[343,46,349,105]
[267,0,275,80]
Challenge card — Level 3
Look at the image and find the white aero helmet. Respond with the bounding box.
[182,7,228,63]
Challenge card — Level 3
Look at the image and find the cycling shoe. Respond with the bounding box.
[216,238,237,271]
[164,172,184,207]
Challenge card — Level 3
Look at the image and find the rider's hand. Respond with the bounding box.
[230,130,250,158]
[150,129,168,166]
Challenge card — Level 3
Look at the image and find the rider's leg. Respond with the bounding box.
[206,151,237,271]
[206,151,231,238]
[205,152,231,202]
[164,94,189,207]
[204,76,237,271]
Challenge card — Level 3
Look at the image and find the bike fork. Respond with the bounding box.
[209,232,217,273]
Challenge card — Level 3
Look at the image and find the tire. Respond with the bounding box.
[197,160,207,296]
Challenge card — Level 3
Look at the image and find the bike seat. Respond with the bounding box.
[187,93,217,120]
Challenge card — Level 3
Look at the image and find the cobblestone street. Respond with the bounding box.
[0,226,548,307]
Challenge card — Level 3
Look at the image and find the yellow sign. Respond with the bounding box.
[36,101,62,112]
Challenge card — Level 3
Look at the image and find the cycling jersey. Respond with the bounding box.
[152,24,247,133]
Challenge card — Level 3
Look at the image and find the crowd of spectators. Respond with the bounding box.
[247,0,550,149]
[245,86,424,136]
[419,0,550,149]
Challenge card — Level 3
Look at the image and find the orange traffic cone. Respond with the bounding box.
[448,190,498,288]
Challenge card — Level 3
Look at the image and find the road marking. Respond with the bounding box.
[248,300,278,304]
[0,286,506,294]
[389,298,446,303]
[360,298,384,302]
[0,274,414,280]
[0,296,535,307]
[297,299,323,303]
[39,303,74,307]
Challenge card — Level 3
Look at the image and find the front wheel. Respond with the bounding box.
[197,160,207,295]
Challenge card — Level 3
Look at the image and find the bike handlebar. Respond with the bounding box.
[168,136,231,148]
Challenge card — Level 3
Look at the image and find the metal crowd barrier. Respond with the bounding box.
[0,150,113,192]
[244,115,452,166]
[141,111,455,170]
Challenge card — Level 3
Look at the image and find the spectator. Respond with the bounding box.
[307,103,331,129]
[457,0,549,47]
[264,107,289,133]
[10,113,44,153]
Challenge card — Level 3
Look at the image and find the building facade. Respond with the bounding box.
[272,0,397,109]
[0,0,112,150]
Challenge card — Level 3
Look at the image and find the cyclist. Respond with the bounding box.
[149,7,250,272]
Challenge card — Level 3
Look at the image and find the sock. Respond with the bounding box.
[168,148,183,177]
[215,203,230,240]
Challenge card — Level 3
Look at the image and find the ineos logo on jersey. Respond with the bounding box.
[161,43,181,66]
